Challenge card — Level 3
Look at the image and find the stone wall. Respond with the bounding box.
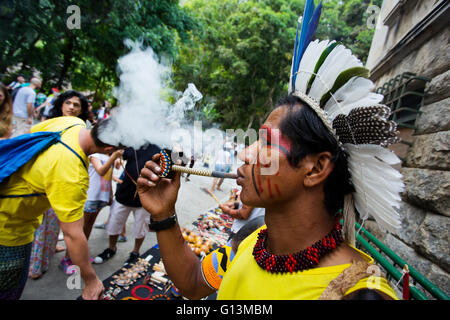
[365,66,450,298]
[365,0,450,299]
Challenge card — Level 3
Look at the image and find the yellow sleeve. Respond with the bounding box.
[201,243,235,291]
[345,276,399,300]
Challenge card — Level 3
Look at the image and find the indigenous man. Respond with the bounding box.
[136,0,403,300]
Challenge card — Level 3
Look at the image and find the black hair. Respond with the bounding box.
[90,118,113,148]
[277,95,354,215]
[231,215,265,248]
[48,90,89,121]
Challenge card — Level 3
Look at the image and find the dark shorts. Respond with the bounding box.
[84,200,108,213]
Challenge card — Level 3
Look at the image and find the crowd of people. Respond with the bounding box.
[0,76,155,299]
[0,75,115,141]
[1,76,256,300]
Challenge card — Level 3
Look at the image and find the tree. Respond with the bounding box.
[173,0,304,130]
[173,0,381,130]
[0,0,197,107]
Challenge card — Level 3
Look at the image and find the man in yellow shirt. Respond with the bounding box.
[0,116,119,300]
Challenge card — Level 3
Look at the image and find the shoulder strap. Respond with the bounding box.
[0,193,46,199]
[57,139,88,170]
[60,123,82,134]
[319,261,374,300]
[0,123,87,199]
[57,123,88,170]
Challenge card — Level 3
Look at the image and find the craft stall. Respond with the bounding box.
[92,204,233,301]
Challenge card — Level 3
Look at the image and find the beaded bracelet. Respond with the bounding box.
[131,285,153,300]
[149,294,171,300]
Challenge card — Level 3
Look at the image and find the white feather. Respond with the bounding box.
[293,39,331,94]
[324,76,383,119]
[328,93,385,120]
[327,77,374,106]
[345,144,404,233]
[288,49,295,94]
[308,45,363,101]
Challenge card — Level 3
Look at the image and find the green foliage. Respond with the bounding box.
[173,0,304,130]
[316,0,380,63]
[173,0,380,130]
[1,0,379,126]
[0,0,197,107]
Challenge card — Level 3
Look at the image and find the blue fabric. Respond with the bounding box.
[0,131,61,184]
[0,124,84,186]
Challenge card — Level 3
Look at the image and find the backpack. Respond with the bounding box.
[10,85,23,102]
[0,124,86,198]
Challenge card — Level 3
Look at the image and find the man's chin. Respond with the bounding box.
[240,191,260,207]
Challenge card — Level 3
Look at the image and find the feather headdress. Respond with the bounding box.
[289,0,404,244]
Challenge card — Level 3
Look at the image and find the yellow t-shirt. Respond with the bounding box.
[217,226,398,300]
[0,116,89,246]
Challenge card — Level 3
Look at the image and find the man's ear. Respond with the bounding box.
[303,152,334,188]
[104,146,116,155]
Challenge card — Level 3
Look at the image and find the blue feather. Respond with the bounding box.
[303,2,322,58]
[297,0,315,60]
[292,0,314,87]
[292,20,300,73]
[291,19,301,88]
[291,1,323,91]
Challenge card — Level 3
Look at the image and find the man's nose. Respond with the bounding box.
[238,142,258,165]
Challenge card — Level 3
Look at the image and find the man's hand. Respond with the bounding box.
[219,202,236,215]
[111,149,124,160]
[137,153,181,219]
[60,219,104,300]
[219,202,253,220]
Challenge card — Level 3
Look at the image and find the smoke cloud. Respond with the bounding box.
[98,40,204,152]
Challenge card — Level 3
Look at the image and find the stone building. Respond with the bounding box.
[365,0,449,298]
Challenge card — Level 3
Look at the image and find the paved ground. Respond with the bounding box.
[21,164,237,300]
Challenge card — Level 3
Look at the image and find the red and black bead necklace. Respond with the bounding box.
[252,219,344,273]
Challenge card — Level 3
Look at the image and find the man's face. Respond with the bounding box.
[236,106,306,207]
[62,96,82,117]
[17,76,25,83]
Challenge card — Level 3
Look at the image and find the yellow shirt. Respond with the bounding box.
[0,116,89,246]
[217,226,398,300]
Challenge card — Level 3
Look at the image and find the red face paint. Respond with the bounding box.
[274,183,282,197]
[260,125,291,158]
[267,179,273,198]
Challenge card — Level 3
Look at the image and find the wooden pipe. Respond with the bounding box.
[158,149,238,179]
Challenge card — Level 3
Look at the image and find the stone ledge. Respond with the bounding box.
[406,131,450,170]
[401,167,450,216]
[424,69,450,105]
[385,234,450,298]
[415,96,450,135]
[412,212,450,274]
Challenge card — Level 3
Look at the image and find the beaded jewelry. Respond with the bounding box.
[253,219,344,273]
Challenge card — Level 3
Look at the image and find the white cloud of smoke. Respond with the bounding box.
[98,40,204,153]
